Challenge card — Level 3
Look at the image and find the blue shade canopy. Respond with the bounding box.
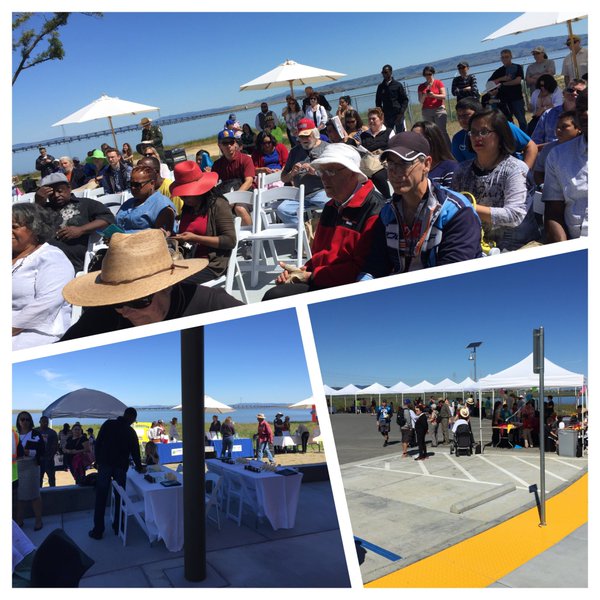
[43,388,127,419]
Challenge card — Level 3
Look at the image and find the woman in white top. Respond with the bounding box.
[15,411,44,530]
[304,94,328,131]
[528,74,562,135]
[12,203,75,350]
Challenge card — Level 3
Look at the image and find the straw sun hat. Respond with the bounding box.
[62,229,208,307]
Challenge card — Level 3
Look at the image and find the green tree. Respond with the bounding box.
[12,12,102,85]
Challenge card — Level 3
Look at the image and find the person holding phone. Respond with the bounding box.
[418,66,450,146]
[15,412,45,530]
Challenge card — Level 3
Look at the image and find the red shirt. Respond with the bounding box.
[418,79,445,109]
[213,152,255,183]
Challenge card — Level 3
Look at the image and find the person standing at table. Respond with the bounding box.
[88,407,145,541]
[169,417,180,442]
[296,423,310,454]
[256,413,276,465]
[220,417,236,459]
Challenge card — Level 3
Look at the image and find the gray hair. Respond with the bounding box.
[12,203,60,244]
[59,156,74,167]
[308,128,320,140]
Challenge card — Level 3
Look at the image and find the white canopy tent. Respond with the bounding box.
[329,384,362,412]
[359,382,390,409]
[403,380,436,400]
[430,378,459,397]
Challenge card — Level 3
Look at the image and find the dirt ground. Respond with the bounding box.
[47,449,327,487]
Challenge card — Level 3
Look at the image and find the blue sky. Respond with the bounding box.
[12,309,312,410]
[309,251,588,387]
[12,10,588,145]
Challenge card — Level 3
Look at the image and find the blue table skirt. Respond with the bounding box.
[154,439,254,463]
[208,438,254,458]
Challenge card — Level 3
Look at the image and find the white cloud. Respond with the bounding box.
[36,369,62,381]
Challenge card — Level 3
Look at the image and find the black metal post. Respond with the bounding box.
[534,326,546,526]
[181,327,206,581]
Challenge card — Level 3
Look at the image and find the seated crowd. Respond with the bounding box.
[12,56,588,349]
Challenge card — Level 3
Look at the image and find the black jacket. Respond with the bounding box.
[95,416,142,470]
[376,78,409,127]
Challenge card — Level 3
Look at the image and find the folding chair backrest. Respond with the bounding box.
[257,171,282,189]
[95,192,124,206]
[86,187,105,199]
[223,190,256,208]
[225,216,242,292]
[14,192,36,204]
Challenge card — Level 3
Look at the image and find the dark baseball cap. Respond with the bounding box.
[380,132,430,162]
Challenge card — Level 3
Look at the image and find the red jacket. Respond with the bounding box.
[307,180,384,289]
[257,420,273,443]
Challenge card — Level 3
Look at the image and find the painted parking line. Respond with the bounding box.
[442,453,478,481]
[357,463,520,489]
[366,474,588,588]
[509,455,568,482]
[354,537,402,562]
[477,454,531,487]
[547,456,584,470]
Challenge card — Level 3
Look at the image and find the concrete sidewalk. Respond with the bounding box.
[17,481,350,588]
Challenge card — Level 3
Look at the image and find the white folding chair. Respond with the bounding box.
[95,192,125,206]
[112,481,150,546]
[201,217,249,303]
[246,185,311,288]
[86,187,105,199]
[13,192,36,204]
[256,171,282,190]
[205,472,223,530]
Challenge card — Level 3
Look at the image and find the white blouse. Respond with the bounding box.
[12,243,75,350]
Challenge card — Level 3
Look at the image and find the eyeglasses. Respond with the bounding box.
[468,128,496,139]
[130,179,154,189]
[112,294,155,310]
[315,167,346,178]
[383,159,421,175]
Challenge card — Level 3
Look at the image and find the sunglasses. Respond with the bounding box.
[143,153,155,157]
[19,417,32,421]
[565,88,578,94]
[130,179,154,189]
[112,294,155,310]
[424,72,433,76]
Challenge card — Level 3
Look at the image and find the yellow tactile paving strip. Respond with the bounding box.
[366,473,588,588]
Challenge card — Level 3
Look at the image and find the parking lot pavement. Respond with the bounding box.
[330,414,588,585]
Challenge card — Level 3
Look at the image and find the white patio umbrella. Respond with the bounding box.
[240,59,346,98]
[288,397,315,409]
[52,94,159,150]
[171,395,234,414]
[482,12,587,78]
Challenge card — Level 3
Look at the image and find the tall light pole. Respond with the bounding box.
[466,341,482,382]
[466,341,483,451]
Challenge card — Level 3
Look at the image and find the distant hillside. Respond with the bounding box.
[256,33,586,103]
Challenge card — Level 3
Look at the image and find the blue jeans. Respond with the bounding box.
[221,436,234,458]
[276,188,329,227]
[502,98,527,132]
[93,465,127,534]
[257,441,275,463]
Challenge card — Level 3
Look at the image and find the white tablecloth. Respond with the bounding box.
[126,467,184,552]
[206,459,303,530]
[273,434,301,448]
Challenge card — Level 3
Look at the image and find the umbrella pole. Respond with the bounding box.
[108,116,118,150]
[567,21,579,79]
[181,327,206,581]
[288,80,295,98]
